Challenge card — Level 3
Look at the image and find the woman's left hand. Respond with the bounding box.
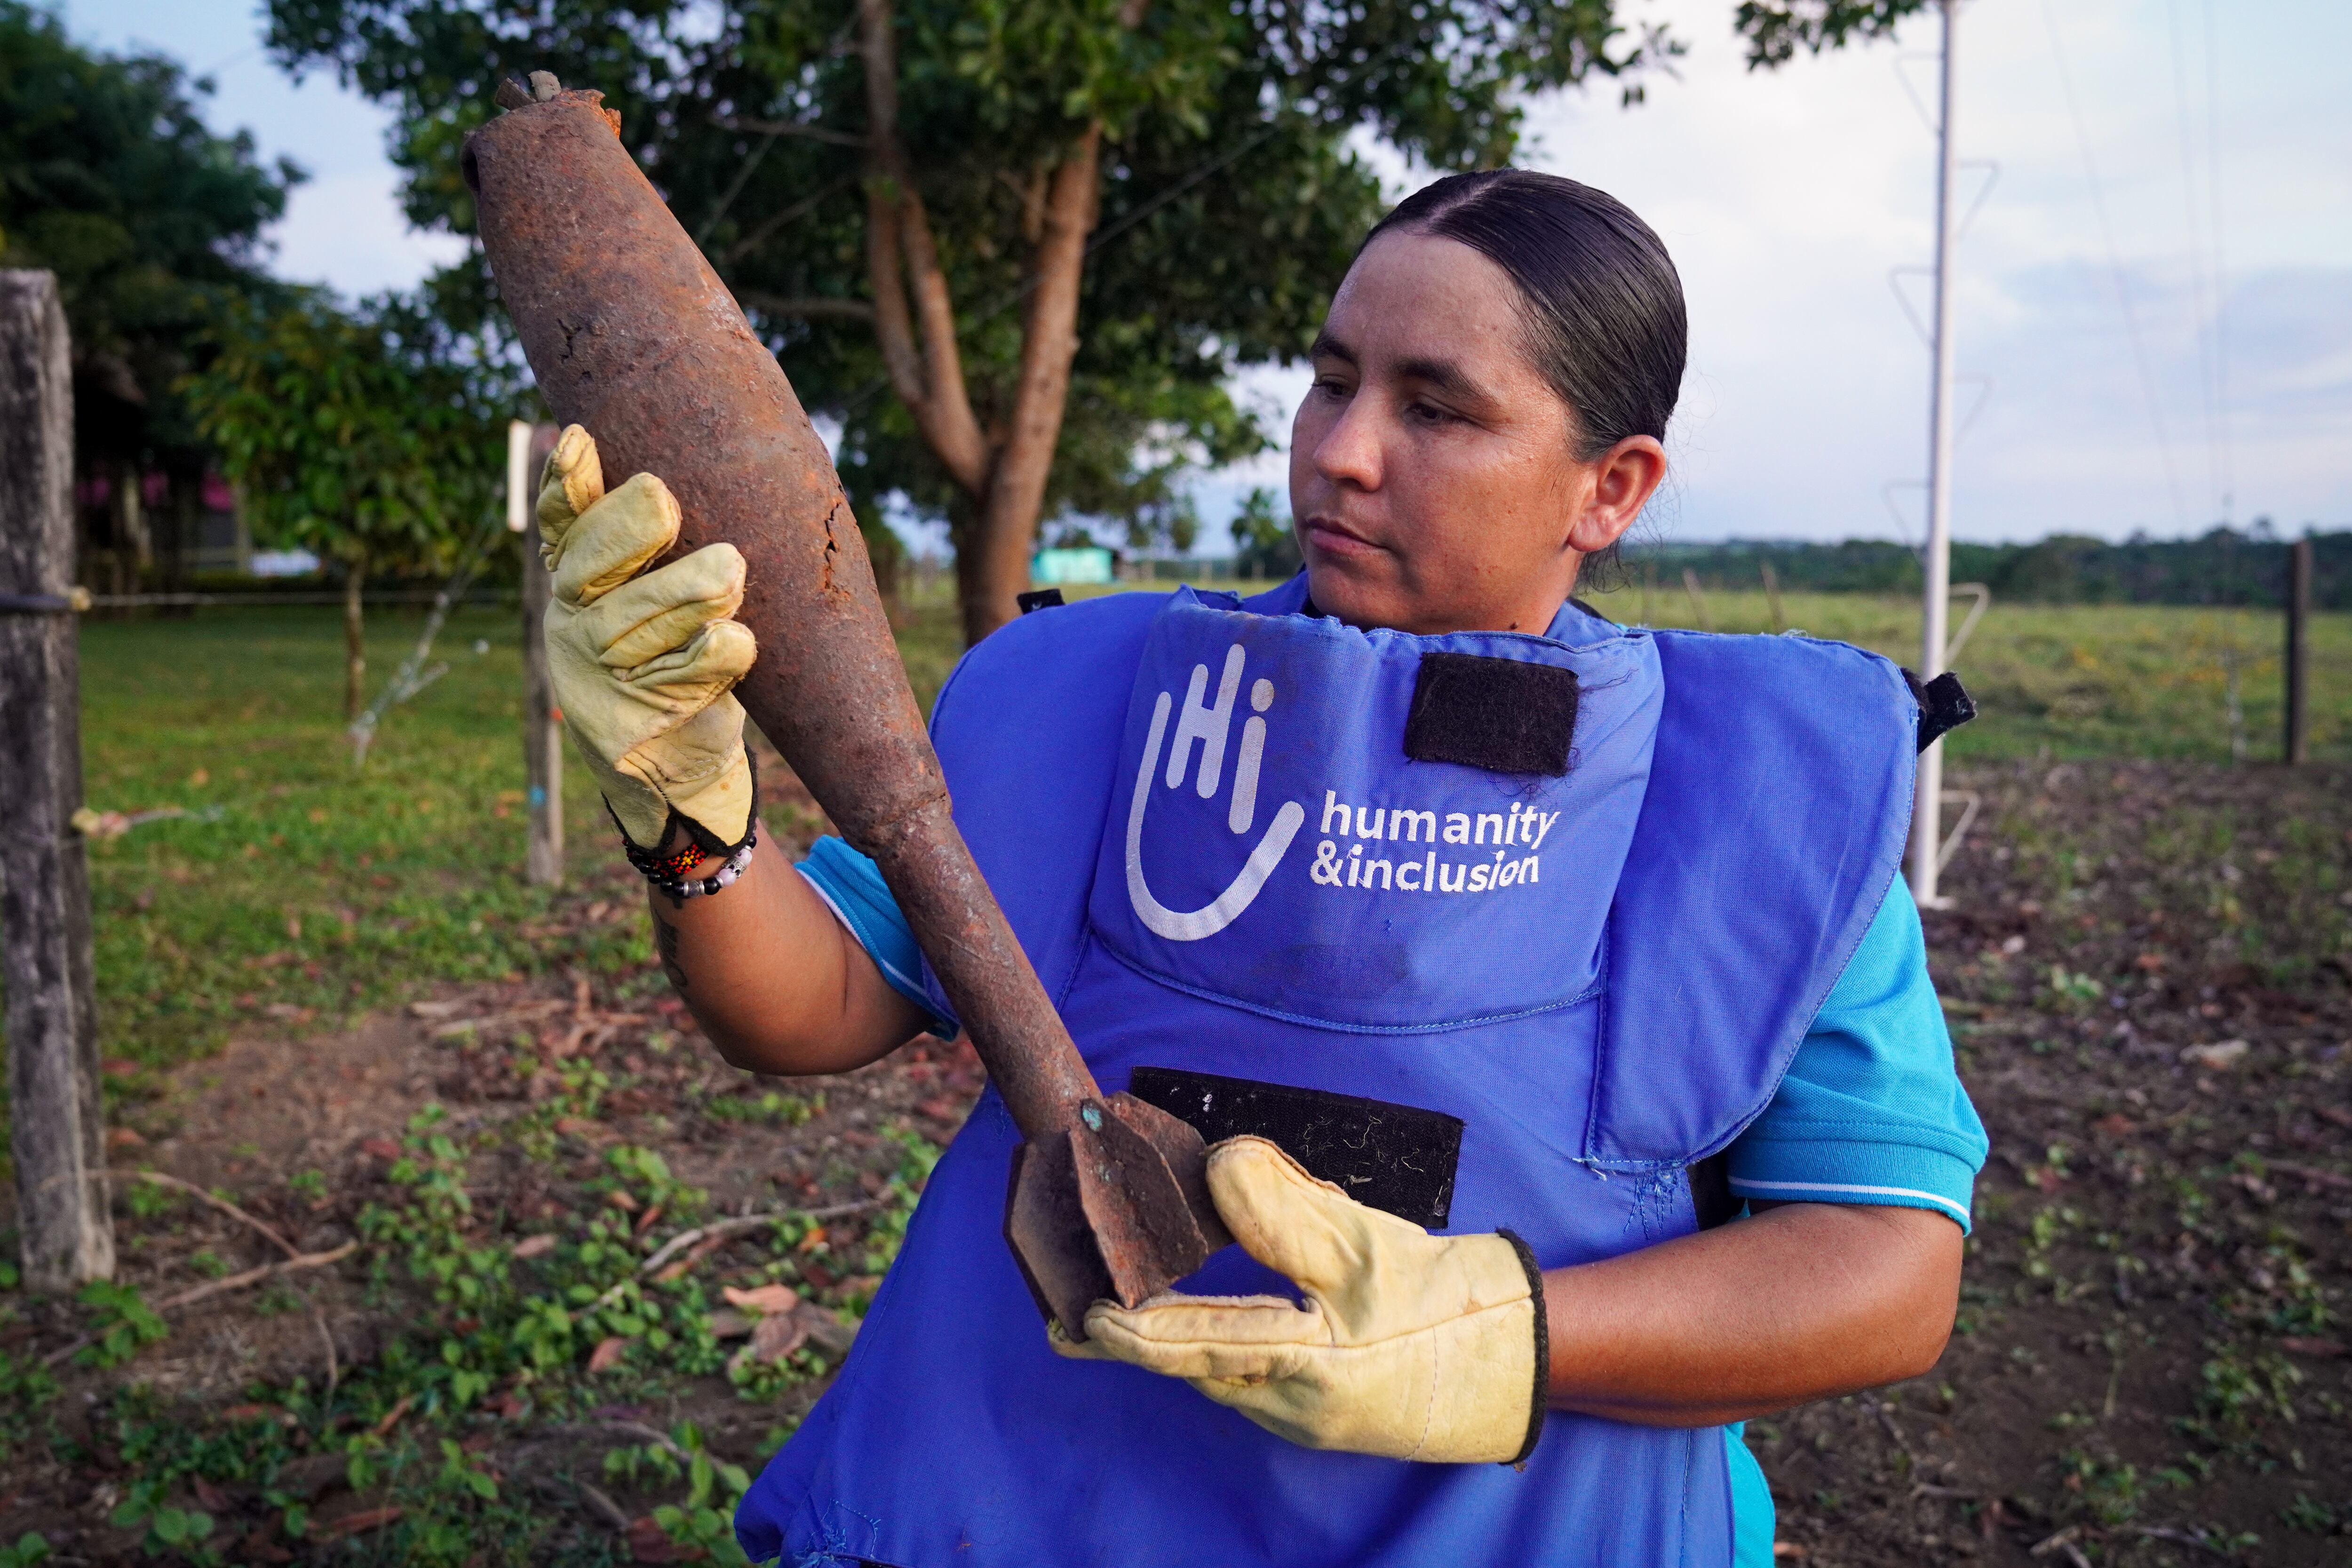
[1055,1136,1544,1465]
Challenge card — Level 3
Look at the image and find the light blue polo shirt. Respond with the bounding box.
[796,837,1985,1567]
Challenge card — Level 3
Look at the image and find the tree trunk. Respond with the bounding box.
[856,0,1115,645]
[964,125,1101,643]
[343,547,367,723]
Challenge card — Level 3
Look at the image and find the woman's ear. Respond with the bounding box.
[1567,436,1667,555]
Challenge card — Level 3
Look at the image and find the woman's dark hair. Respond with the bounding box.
[1364,169,1686,465]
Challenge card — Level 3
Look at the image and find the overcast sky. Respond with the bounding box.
[62,0,2352,547]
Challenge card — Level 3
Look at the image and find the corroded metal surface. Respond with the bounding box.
[462,87,1215,1335]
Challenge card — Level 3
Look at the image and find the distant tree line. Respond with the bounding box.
[1625,525,2351,610]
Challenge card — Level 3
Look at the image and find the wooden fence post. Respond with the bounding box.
[509,421,564,886]
[2284,538,2312,766]
[0,271,114,1291]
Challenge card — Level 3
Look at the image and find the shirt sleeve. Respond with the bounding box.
[1726,887,1988,1231]
[794,836,961,1039]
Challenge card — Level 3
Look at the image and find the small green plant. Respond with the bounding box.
[287,1168,331,1207]
[74,1281,167,1369]
[125,1180,183,1221]
[110,1480,215,1564]
[0,1533,50,1568]
[2044,965,2106,1011]
[706,1090,819,1126]
[2281,1494,2343,1535]
[2182,1346,2304,1456]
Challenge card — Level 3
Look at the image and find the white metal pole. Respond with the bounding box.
[1909,0,1960,910]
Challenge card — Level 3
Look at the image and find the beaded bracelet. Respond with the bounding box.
[621,832,715,883]
[641,821,757,903]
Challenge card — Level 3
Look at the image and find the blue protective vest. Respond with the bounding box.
[738,578,1918,1568]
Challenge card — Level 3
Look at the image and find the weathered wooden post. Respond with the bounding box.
[509,420,564,885]
[0,271,114,1290]
[2284,538,2312,766]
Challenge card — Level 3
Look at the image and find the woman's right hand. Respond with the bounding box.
[536,425,757,854]
[534,427,929,1075]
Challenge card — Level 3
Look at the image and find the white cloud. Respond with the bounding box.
[1200,0,2352,544]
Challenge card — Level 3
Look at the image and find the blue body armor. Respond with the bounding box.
[738,578,1918,1568]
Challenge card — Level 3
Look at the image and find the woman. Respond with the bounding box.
[537,170,1986,1568]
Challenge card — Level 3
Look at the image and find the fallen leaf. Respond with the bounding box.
[627,1515,685,1563]
[555,1116,605,1137]
[191,1475,229,1510]
[2280,1337,2348,1358]
[2318,1105,2352,1130]
[606,1189,641,1213]
[313,1505,403,1541]
[588,1336,629,1374]
[104,1126,145,1150]
[707,1310,755,1340]
[748,1310,809,1364]
[511,1234,557,1259]
[101,1059,141,1079]
[236,1527,295,1564]
[371,1395,413,1436]
[360,1137,401,1161]
[797,1226,828,1253]
[794,1302,860,1358]
[2092,1114,2136,1136]
[915,1097,963,1122]
[722,1284,801,1317]
[2179,1039,2249,1070]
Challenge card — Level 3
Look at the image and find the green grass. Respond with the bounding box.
[55,583,2350,1080]
[73,604,637,1077]
[1575,582,2352,764]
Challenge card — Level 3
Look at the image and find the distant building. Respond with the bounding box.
[1031,546,1115,586]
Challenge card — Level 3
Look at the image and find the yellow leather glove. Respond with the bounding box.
[537,425,758,852]
[1057,1136,1547,1465]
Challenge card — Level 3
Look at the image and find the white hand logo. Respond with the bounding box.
[1125,644,1305,941]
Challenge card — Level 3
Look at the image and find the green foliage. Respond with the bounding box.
[1228,486,1299,581]
[75,1280,168,1369]
[0,1533,48,1568]
[1626,526,2352,610]
[259,0,1687,556]
[180,289,519,575]
[1584,584,2352,763]
[0,1351,58,1460]
[0,1,298,462]
[1734,0,1930,67]
[109,1484,216,1565]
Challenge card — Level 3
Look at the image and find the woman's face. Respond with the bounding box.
[1289,230,1666,635]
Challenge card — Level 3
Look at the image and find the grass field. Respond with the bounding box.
[55,585,2352,1080]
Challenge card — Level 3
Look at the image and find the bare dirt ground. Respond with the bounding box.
[1763,760,2352,1567]
[4,757,2348,1565]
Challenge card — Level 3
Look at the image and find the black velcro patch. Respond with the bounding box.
[1403,652,1578,776]
[1016,588,1065,614]
[1901,667,1979,752]
[1127,1067,1463,1229]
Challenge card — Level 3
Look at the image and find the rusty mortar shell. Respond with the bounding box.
[461,85,1222,1336]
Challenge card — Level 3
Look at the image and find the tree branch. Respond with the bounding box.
[735,291,876,323]
[715,115,868,148]
[857,0,988,495]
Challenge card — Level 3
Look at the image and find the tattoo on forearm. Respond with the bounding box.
[653,913,690,992]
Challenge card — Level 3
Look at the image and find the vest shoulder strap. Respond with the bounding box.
[1591,629,1919,1163]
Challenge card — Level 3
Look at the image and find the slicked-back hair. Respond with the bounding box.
[1364,169,1687,465]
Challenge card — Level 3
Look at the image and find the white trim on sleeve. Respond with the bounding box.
[1728,1177,1971,1225]
[794,863,929,1002]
